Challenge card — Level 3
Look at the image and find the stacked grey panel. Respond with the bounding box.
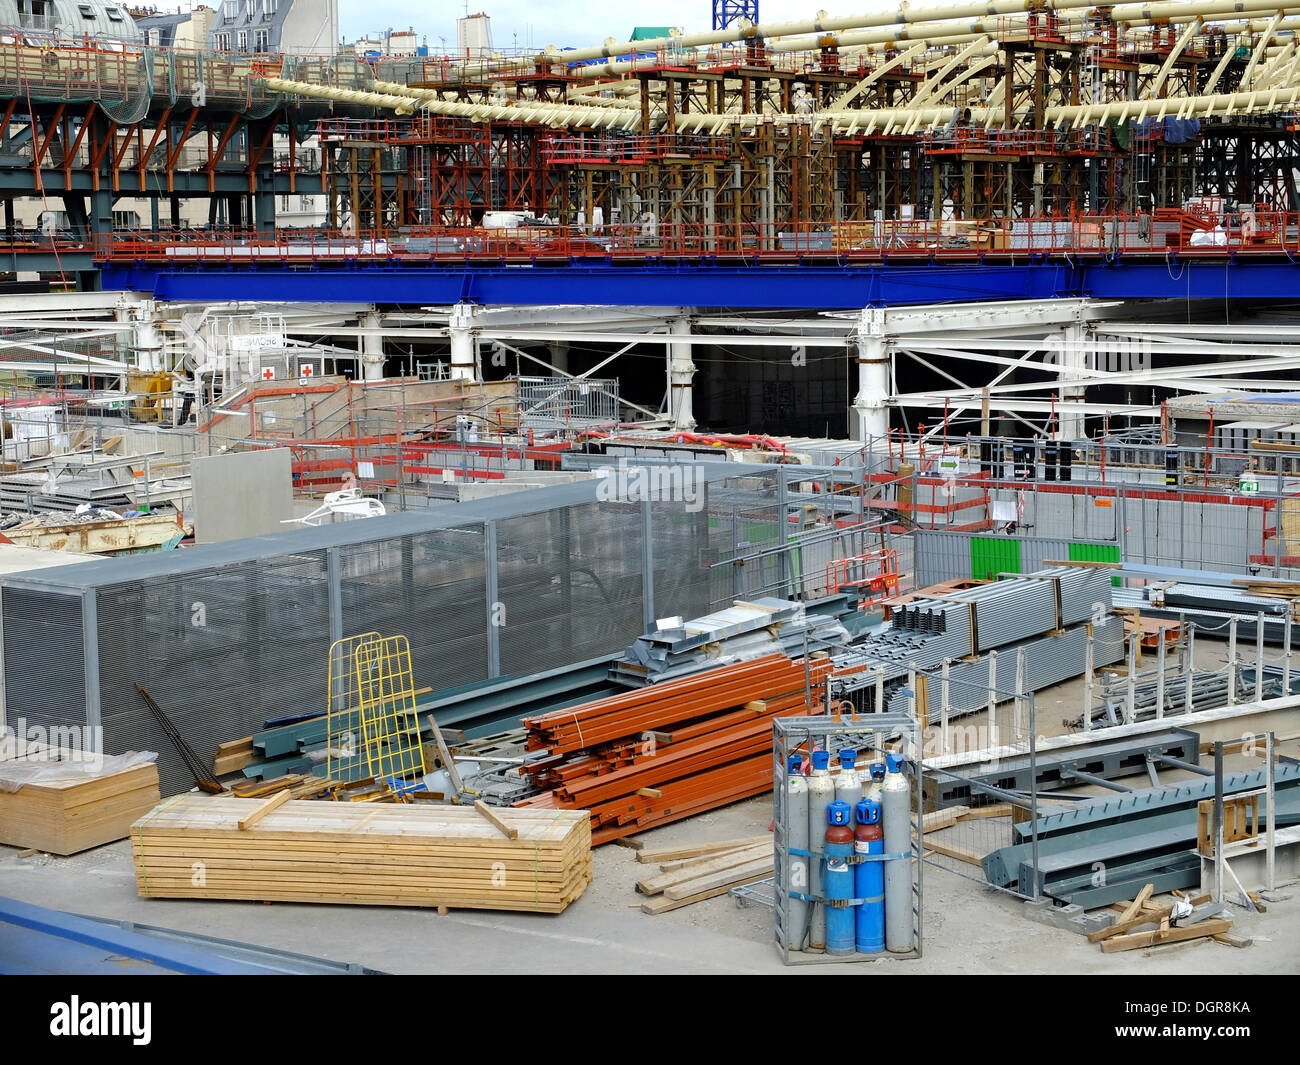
[1051,566,1116,625]
[960,578,1058,651]
[922,566,1111,654]
[835,569,1119,715]
[887,600,973,651]
[1160,583,1286,616]
[0,473,137,514]
[884,614,1125,715]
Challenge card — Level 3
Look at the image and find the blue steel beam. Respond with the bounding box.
[1081,259,1300,301]
[95,258,1300,309]
[99,261,1069,307]
[0,896,279,974]
[0,895,377,974]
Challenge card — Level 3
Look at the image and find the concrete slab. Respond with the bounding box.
[2,793,1295,975]
[191,447,293,544]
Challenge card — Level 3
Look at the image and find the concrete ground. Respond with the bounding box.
[2,633,1297,975]
[2,786,1296,975]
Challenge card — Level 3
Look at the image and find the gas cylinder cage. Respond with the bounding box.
[773,713,923,965]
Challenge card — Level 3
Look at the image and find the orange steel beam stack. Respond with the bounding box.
[516,654,831,844]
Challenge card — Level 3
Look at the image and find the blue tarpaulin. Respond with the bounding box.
[1134,117,1202,144]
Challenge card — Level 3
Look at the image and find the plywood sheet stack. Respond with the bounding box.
[130,795,591,913]
[0,745,160,855]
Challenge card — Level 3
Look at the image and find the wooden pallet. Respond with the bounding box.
[131,795,592,913]
[1196,793,1260,857]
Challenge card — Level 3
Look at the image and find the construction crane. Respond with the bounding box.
[713,0,759,31]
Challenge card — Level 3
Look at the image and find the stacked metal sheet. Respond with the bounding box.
[1159,583,1285,615]
[833,568,1122,713]
[963,577,1059,651]
[0,473,136,514]
[888,600,974,651]
[610,597,850,686]
[1052,566,1118,625]
[1113,582,1294,644]
[884,614,1125,716]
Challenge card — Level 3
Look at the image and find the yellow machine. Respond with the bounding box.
[127,371,173,422]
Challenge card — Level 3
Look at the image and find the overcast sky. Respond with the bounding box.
[158,1,897,51]
[395,2,893,53]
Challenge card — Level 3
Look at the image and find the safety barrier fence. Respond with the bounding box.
[82,210,1300,265]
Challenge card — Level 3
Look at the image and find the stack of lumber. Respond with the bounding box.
[0,743,160,855]
[1089,884,1242,953]
[131,795,592,913]
[1234,577,1300,602]
[228,773,339,800]
[514,654,830,844]
[631,835,774,914]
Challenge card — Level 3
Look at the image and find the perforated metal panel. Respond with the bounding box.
[0,463,791,796]
[2,587,85,738]
[705,474,783,600]
[92,552,330,793]
[496,501,645,677]
[652,500,713,623]
[339,527,489,693]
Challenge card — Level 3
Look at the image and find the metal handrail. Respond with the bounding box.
[81,209,1300,265]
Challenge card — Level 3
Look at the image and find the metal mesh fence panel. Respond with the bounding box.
[0,462,880,795]
[1,587,85,740]
[496,500,644,677]
[652,500,714,623]
[95,551,332,794]
[338,527,489,693]
[920,668,1038,894]
[705,473,783,602]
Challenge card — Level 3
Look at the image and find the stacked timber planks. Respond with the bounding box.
[515,654,830,844]
[131,795,591,913]
[0,745,161,855]
[633,836,774,914]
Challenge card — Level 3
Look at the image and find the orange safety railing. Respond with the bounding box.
[540,131,732,164]
[995,11,1076,45]
[84,210,1300,266]
[315,117,403,141]
[826,549,900,608]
